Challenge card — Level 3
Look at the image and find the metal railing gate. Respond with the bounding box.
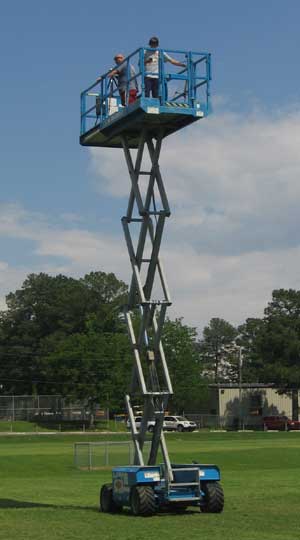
[121,127,174,481]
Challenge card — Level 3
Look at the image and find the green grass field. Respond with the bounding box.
[0,432,299,540]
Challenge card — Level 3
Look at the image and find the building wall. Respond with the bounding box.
[219,387,295,419]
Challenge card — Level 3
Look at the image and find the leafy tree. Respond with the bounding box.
[80,272,127,333]
[0,271,127,394]
[40,329,132,413]
[246,289,300,420]
[237,317,266,382]
[199,318,238,382]
[162,318,208,413]
[0,270,208,416]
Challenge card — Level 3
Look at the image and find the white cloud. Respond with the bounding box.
[90,109,300,254]
[0,203,128,309]
[88,106,300,329]
[0,260,31,310]
[90,147,129,198]
[0,203,127,274]
[164,244,300,330]
[35,228,127,274]
[2,106,300,331]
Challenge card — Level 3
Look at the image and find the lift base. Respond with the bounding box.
[100,463,224,516]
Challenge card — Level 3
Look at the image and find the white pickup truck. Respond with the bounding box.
[127,415,196,432]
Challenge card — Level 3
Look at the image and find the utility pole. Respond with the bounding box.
[238,346,243,430]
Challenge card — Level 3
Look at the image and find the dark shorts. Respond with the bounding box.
[145,77,159,98]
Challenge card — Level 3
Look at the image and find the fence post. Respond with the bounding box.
[74,444,77,467]
[88,443,92,470]
[129,442,134,464]
[105,442,109,466]
[12,395,15,422]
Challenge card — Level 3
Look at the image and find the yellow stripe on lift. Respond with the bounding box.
[165,102,189,108]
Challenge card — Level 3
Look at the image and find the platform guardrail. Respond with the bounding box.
[80,47,211,135]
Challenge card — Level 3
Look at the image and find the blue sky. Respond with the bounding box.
[1,0,300,330]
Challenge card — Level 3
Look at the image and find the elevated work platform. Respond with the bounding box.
[80,47,211,149]
[80,45,225,515]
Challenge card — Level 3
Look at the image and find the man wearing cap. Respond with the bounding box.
[100,54,138,106]
[144,37,186,98]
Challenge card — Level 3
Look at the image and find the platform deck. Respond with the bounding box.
[80,97,204,148]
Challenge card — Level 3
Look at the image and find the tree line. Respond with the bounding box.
[0,272,299,416]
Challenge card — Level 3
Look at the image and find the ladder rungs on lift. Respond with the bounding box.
[141,301,172,306]
[170,482,200,487]
[172,467,200,472]
[169,497,201,502]
[145,391,171,396]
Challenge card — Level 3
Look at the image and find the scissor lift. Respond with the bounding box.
[80,47,224,516]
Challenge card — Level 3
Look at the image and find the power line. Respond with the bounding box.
[0,377,103,387]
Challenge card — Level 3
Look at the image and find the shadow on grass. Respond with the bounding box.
[0,499,201,517]
[111,508,199,519]
[0,499,97,512]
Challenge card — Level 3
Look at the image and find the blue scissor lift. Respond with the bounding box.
[80,47,224,516]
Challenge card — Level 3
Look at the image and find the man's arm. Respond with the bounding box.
[168,58,186,68]
[164,52,186,68]
[107,68,119,78]
[96,68,118,82]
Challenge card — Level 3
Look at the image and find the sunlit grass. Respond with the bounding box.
[0,432,299,540]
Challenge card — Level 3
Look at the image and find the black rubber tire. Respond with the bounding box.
[130,485,156,516]
[200,481,224,513]
[177,424,184,432]
[100,484,121,513]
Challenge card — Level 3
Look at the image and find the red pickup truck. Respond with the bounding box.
[263,415,300,431]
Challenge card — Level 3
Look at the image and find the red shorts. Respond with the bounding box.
[129,89,138,104]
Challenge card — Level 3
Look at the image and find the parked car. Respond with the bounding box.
[163,416,197,432]
[126,415,197,432]
[126,416,155,431]
[263,415,300,431]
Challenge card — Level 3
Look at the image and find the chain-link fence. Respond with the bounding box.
[0,395,109,427]
[186,413,263,430]
[0,395,265,431]
[74,441,152,470]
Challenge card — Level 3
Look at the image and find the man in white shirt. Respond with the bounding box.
[144,36,186,98]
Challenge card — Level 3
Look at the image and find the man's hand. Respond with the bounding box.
[108,69,118,78]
